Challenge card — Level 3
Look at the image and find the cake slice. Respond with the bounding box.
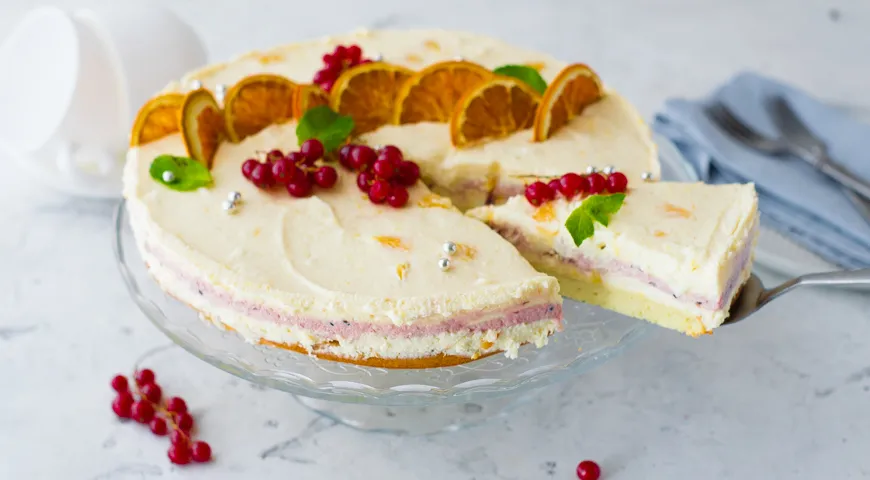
[467,182,759,335]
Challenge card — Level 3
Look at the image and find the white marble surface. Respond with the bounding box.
[2,0,870,478]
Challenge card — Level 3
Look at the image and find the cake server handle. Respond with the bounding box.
[757,268,870,307]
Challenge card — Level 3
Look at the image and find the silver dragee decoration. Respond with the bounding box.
[227,191,242,203]
[443,241,457,256]
[215,84,227,103]
[602,165,615,175]
[585,166,598,174]
[190,79,202,90]
[641,171,654,182]
[162,171,176,183]
[221,199,238,214]
[438,258,451,271]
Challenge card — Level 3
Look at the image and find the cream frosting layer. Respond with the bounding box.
[467,182,759,333]
[161,29,659,211]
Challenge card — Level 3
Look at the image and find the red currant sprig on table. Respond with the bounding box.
[576,460,602,480]
[110,371,212,465]
[313,44,373,92]
[240,139,339,198]
[524,170,628,207]
[338,143,420,208]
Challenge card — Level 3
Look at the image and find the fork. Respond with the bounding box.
[705,101,870,224]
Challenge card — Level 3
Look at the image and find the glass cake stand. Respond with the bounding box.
[114,133,698,434]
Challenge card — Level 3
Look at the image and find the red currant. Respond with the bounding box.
[250,163,274,189]
[132,400,155,424]
[586,173,606,195]
[377,145,403,164]
[149,417,168,436]
[319,79,336,93]
[338,144,354,169]
[134,369,155,386]
[334,45,348,59]
[356,171,374,192]
[175,412,194,432]
[168,443,192,465]
[191,441,212,463]
[368,179,391,203]
[166,397,187,415]
[372,159,396,180]
[300,139,324,162]
[111,375,128,393]
[576,460,601,480]
[322,53,340,69]
[286,174,313,198]
[349,145,377,170]
[396,161,420,186]
[112,393,133,419]
[241,158,259,179]
[524,181,555,206]
[346,45,362,64]
[606,172,628,193]
[547,179,562,195]
[272,158,298,184]
[313,166,338,188]
[558,173,584,198]
[169,429,188,447]
[313,68,336,86]
[386,185,409,208]
[141,383,162,403]
[266,149,283,163]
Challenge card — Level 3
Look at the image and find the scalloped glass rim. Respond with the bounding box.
[113,132,695,406]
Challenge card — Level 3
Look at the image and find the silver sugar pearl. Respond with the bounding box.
[438,257,451,271]
[222,199,238,214]
[215,83,228,102]
[227,191,242,203]
[602,165,615,175]
[443,241,458,256]
[641,171,654,181]
[585,166,598,174]
[161,170,176,183]
[190,79,202,90]
[454,56,465,61]
[373,53,383,62]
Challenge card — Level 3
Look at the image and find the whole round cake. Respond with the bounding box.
[124,29,754,368]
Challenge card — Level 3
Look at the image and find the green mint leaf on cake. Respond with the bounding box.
[564,208,595,246]
[581,193,625,226]
[564,193,626,245]
[296,105,355,152]
[493,65,548,94]
[149,154,213,191]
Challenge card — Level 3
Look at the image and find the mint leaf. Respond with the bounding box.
[493,65,547,94]
[149,154,212,191]
[581,193,625,226]
[296,105,355,152]
[564,208,595,246]
[564,193,626,246]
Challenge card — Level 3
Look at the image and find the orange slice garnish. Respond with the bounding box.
[223,74,297,142]
[180,89,225,168]
[330,62,414,135]
[393,61,493,125]
[449,77,541,148]
[532,63,603,141]
[129,93,184,147]
[292,84,330,118]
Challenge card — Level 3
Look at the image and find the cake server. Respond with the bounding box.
[705,101,870,226]
[725,269,870,325]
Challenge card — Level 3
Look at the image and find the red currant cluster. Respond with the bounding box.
[313,44,372,92]
[524,171,628,207]
[111,370,211,465]
[337,143,419,208]
[241,139,338,197]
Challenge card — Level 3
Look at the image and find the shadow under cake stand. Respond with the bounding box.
[113,134,695,435]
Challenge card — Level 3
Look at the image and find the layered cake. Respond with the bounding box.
[468,183,759,336]
[123,29,757,367]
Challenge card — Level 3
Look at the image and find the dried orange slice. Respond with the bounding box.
[292,84,330,118]
[449,77,541,148]
[223,74,297,142]
[330,63,414,135]
[394,61,493,124]
[532,64,603,141]
[180,89,225,168]
[129,93,184,147]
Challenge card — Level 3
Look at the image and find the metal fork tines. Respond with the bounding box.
[705,102,785,154]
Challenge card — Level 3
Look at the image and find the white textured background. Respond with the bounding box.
[2,0,870,479]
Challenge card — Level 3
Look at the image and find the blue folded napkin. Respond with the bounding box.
[653,71,870,269]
